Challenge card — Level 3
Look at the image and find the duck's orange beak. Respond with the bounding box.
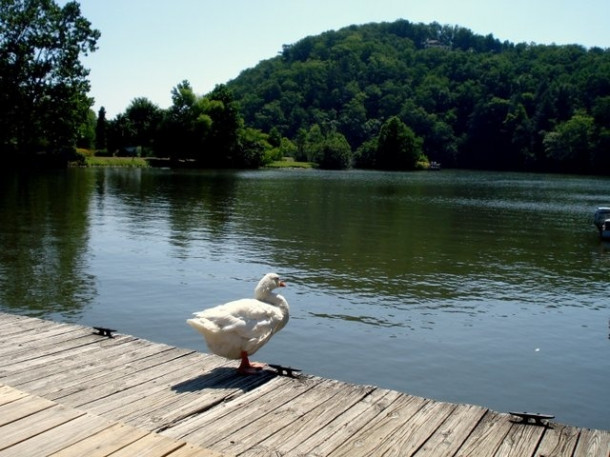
[279,280,286,287]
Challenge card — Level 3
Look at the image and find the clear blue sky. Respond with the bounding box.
[73,0,610,118]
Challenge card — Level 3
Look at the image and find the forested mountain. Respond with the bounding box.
[225,19,610,173]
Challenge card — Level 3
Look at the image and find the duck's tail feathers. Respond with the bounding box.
[186,318,220,335]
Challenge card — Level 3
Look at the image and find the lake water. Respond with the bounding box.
[0,167,608,430]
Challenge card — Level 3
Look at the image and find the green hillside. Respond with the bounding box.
[226,19,610,173]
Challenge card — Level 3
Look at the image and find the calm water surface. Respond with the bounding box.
[0,168,609,430]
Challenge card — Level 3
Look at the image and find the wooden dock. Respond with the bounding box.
[0,312,607,457]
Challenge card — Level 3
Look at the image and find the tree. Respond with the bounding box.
[0,0,100,164]
[95,107,107,150]
[318,132,352,169]
[205,84,243,167]
[376,116,423,170]
[125,97,162,153]
[76,109,96,149]
[155,81,268,168]
[106,114,134,155]
[156,80,211,161]
[543,112,595,173]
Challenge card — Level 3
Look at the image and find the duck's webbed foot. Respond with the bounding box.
[237,351,266,375]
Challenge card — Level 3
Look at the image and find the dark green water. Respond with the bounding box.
[1,168,608,429]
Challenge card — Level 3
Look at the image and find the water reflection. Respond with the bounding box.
[0,170,96,318]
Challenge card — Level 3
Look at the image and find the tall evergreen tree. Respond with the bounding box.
[95,107,107,150]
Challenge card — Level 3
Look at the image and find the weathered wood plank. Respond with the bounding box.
[0,412,114,457]
[242,383,376,457]
[0,334,138,385]
[7,338,175,393]
[164,443,229,457]
[572,428,610,457]
[0,315,59,336]
[492,422,546,457]
[40,346,196,402]
[411,403,488,457]
[0,320,58,339]
[288,388,404,457]
[378,400,458,457]
[0,393,56,426]
[125,367,277,430]
[94,362,249,422]
[209,379,346,455]
[97,369,267,431]
[535,424,581,457]
[67,352,219,412]
[0,404,85,452]
[451,411,513,457]
[0,328,99,365]
[48,421,149,456]
[101,432,188,457]
[327,394,429,457]
[0,384,228,457]
[111,435,228,457]
[0,324,84,352]
[163,376,323,446]
[0,384,29,406]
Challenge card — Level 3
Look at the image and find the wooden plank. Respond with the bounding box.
[8,338,174,393]
[85,364,250,427]
[242,382,376,456]
[65,352,218,411]
[0,383,228,457]
[0,335,138,385]
[491,422,546,457]
[0,384,29,406]
[411,403,488,457]
[165,443,229,457]
[163,376,324,445]
[48,422,149,456]
[111,435,227,457]
[0,413,113,457]
[450,411,513,457]
[326,394,429,457]
[0,393,56,426]
[572,428,610,457]
[213,378,350,455]
[0,324,84,351]
[534,424,581,457]
[376,401,458,457]
[103,354,236,418]
[0,312,27,324]
[41,346,196,402]
[0,320,57,338]
[102,432,187,457]
[0,316,59,336]
[0,326,78,354]
[288,388,404,457]
[0,328,97,365]
[0,404,85,452]
[123,367,276,430]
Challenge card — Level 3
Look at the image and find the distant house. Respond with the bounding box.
[424,39,451,50]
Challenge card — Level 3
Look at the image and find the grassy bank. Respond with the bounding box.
[265,159,317,169]
[84,156,150,168]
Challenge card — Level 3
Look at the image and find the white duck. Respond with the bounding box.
[187,273,289,375]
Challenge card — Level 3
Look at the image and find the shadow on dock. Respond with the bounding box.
[170,366,275,393]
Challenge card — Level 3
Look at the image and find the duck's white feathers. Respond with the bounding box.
[187,275,289,360]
